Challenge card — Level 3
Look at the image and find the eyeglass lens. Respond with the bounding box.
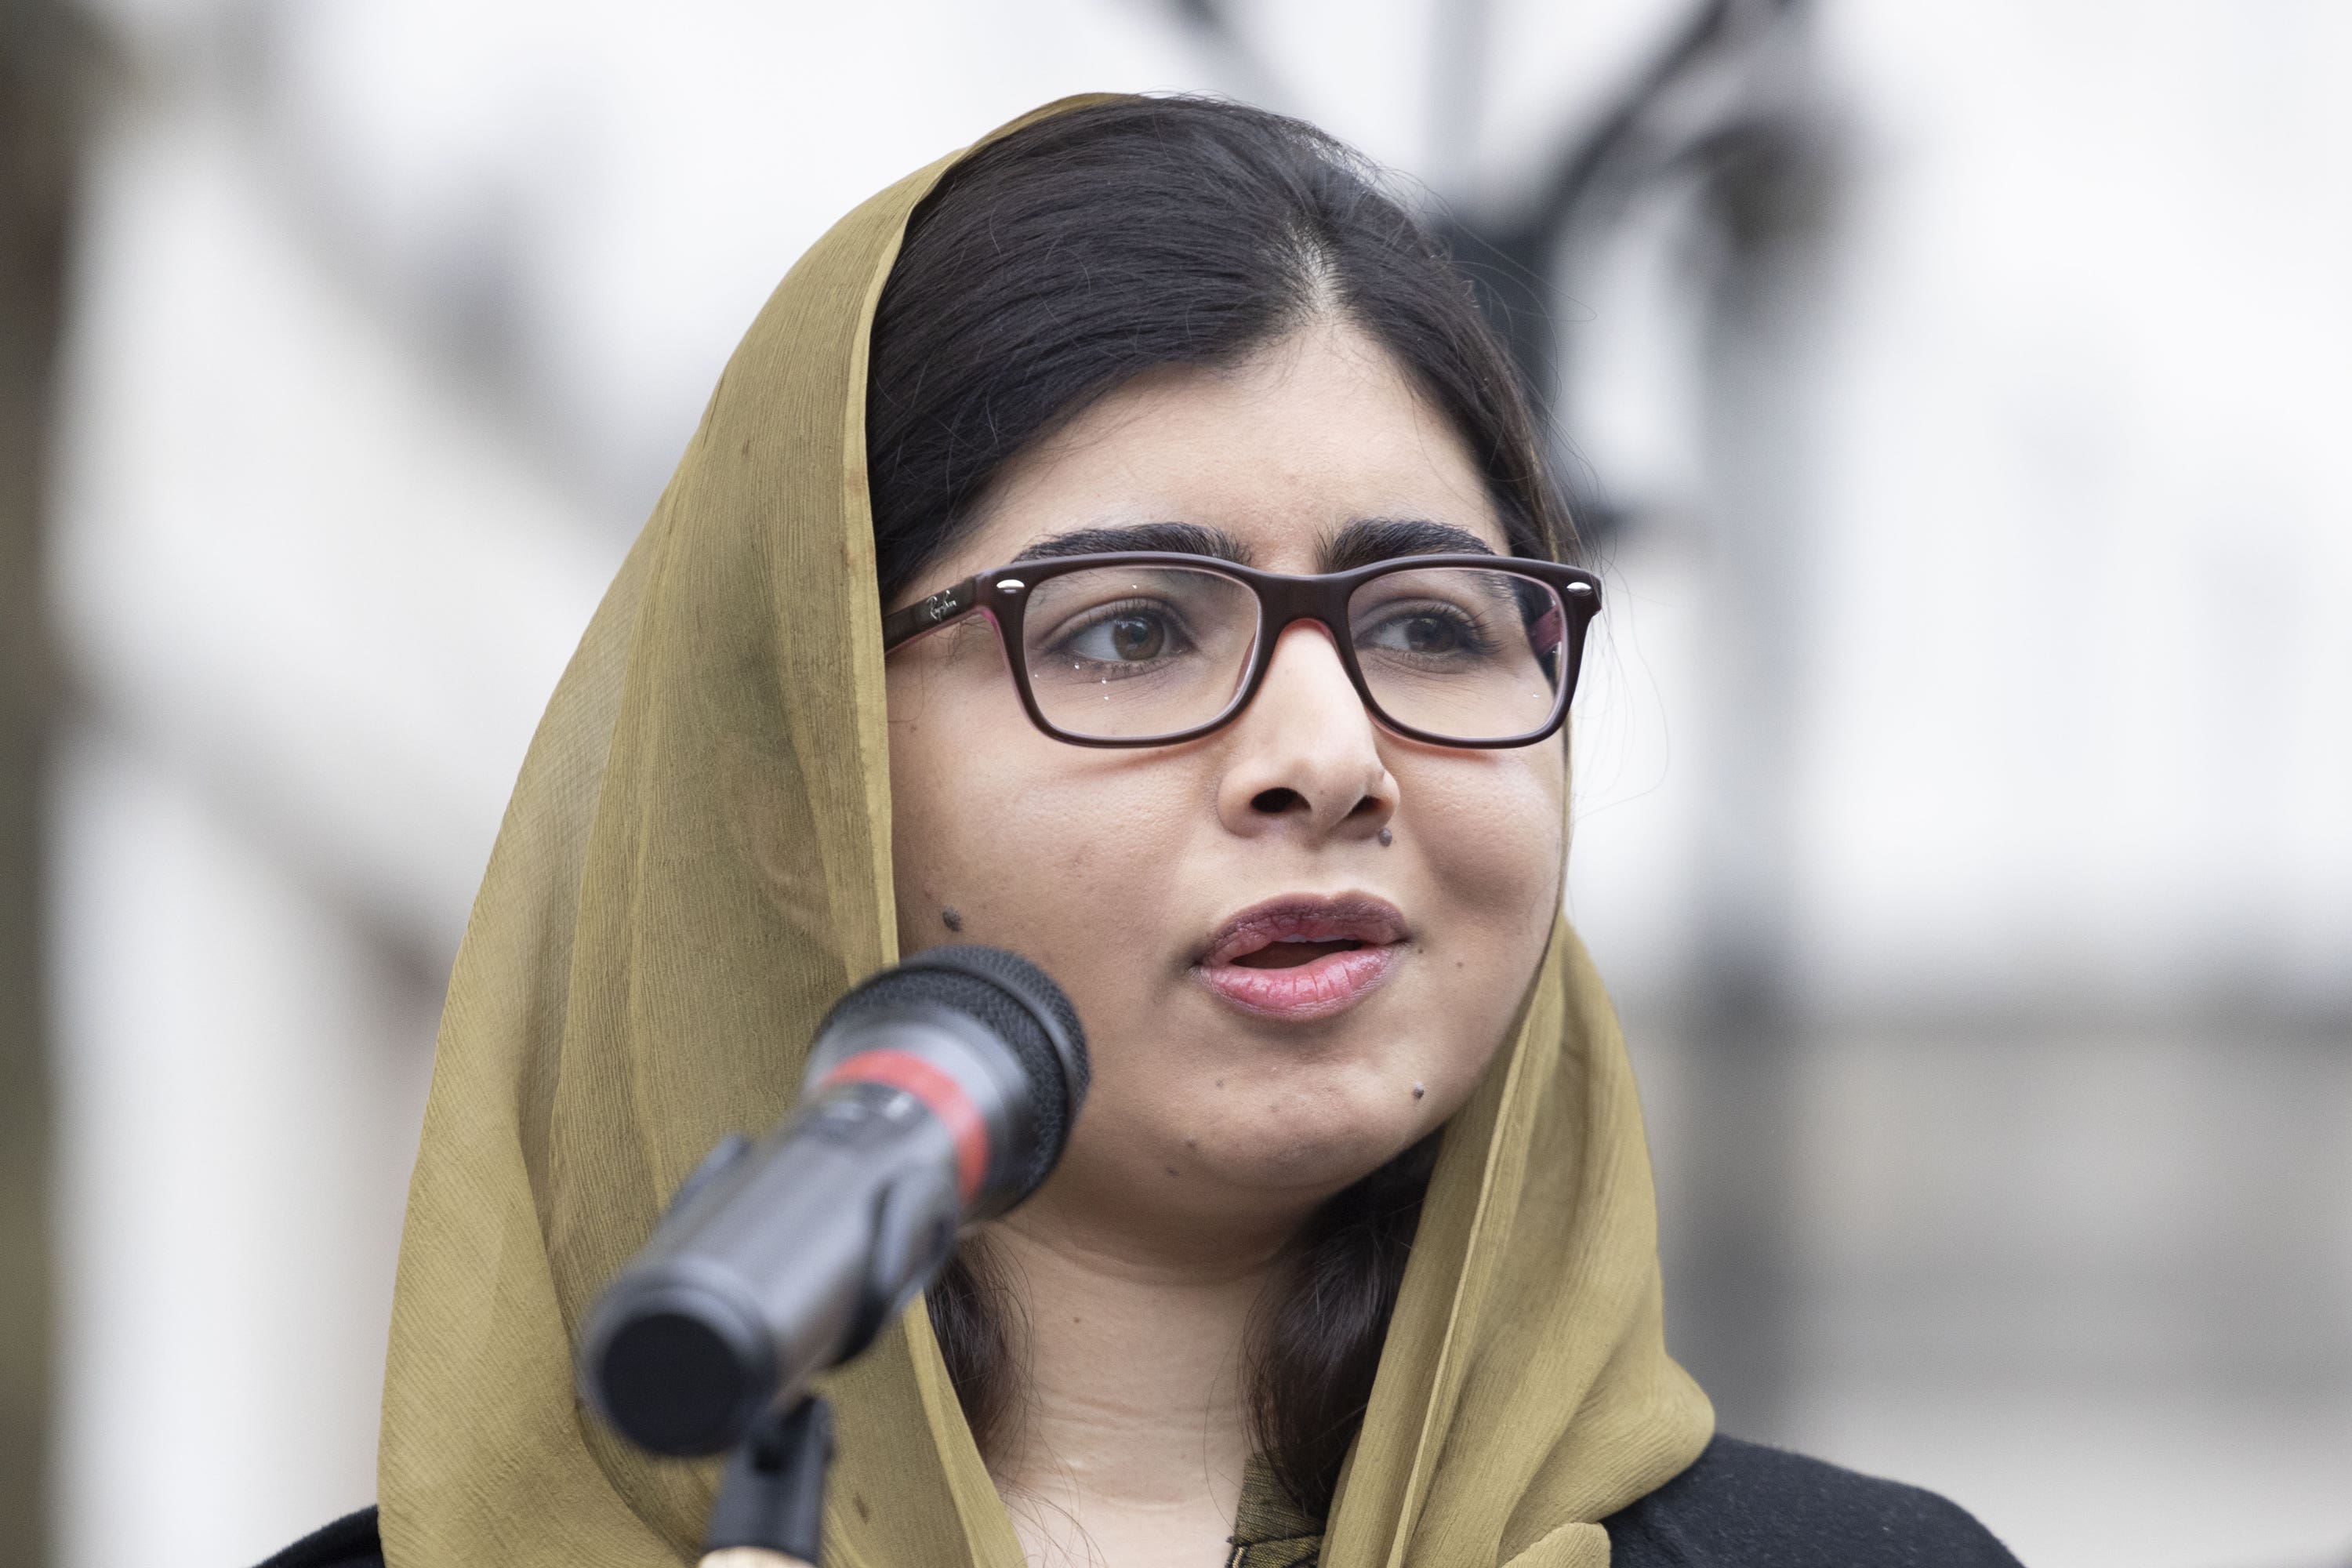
[1018,564,1569,742]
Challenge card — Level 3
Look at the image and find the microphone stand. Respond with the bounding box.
[700,1396,834,1568]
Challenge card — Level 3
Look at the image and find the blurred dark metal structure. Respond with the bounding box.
[0,5,88,1564]
[1436,0,1829,532]
[1170,0,1843,1436]
[1439,0,1845,1439]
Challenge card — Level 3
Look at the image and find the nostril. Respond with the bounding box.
[1250,786,1305,815]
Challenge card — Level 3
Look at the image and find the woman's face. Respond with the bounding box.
[884,319,1566,1251]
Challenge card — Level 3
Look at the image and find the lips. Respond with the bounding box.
[1194,895,1407,1020]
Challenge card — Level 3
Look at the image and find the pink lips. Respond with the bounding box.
[1193,895,1408,1021]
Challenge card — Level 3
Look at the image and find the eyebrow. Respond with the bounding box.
[1321,517,1499,571]
[1011,516,1499,572]
[1013,521,1255,565]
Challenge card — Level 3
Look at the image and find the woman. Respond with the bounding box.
[263,96,2020,1567]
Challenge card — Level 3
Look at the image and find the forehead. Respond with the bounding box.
[923,320,1509,586]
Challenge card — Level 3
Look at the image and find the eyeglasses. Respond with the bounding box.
[880,551,1602,749]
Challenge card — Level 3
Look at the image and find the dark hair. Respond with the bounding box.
[868,96,1563,1517]
[867,96,1573,608]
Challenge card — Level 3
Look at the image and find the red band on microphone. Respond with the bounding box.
[819,1050,989,1203]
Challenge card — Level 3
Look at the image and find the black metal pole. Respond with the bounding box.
[702,1396,836,1568]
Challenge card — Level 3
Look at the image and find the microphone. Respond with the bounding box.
[580,945,1089,1457]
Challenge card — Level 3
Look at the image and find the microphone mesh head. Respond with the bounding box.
[818,946,1088,1197]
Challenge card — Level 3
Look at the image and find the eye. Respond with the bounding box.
[1396,611,1465,655]
[1360,602,1493,659]
[1058,602,1187,665]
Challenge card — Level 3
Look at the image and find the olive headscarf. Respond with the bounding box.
[377,94,1712,1568]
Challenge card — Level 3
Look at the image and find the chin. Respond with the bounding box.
[1198,1089,1430,1199]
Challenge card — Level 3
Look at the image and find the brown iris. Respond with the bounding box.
[1107,613,1166,661]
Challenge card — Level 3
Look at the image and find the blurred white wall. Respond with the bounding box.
[43,3,2352,1566]
[48,35,612,1565]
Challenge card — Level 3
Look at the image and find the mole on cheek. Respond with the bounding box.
[941,906,964,932]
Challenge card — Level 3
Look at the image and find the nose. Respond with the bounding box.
[1214,619,1397,843]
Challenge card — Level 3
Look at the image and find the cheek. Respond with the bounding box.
[890,689,1247,1198]
[1380,746,1566,1096]
[886,659,1200,991]
[1402,742,1566,935]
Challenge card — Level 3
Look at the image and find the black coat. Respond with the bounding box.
[256,1435,2024,1566]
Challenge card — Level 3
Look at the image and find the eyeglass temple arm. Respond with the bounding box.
[880,576,985,651]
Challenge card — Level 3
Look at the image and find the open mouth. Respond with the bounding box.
[1194,896,1407,1018]
[1230,938,1370,969]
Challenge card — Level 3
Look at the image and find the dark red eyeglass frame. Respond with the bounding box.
[880,550,1603,750]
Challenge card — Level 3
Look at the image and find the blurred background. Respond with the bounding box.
[2,1,2347,1565]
